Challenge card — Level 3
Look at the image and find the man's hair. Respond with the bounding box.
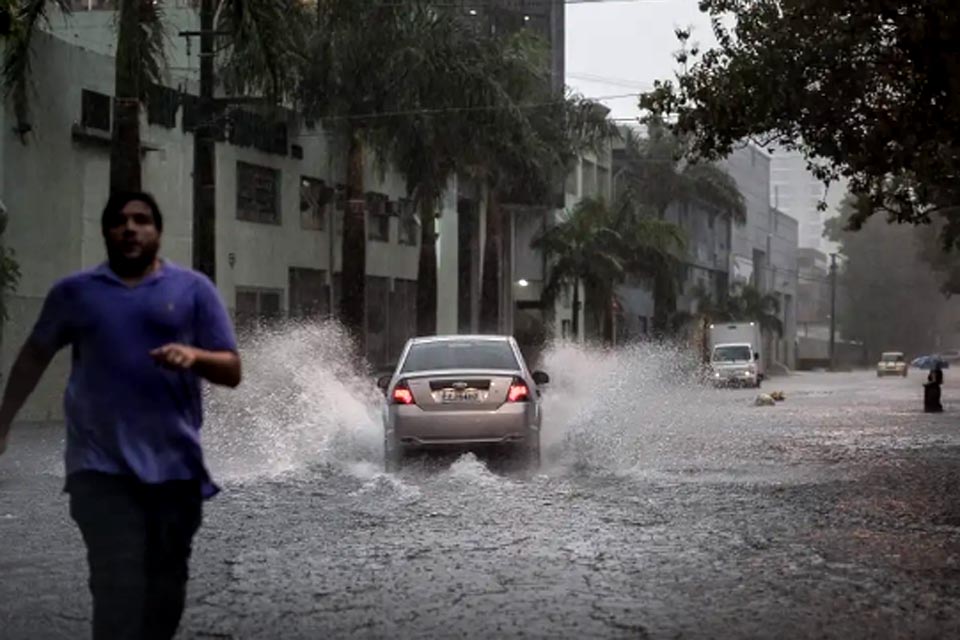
[101,191,164,235]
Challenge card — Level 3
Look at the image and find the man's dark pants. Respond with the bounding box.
[67,471,203,640]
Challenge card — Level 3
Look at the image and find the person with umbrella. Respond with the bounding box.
[924,359,944,412]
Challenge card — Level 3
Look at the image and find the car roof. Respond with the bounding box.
[409,334,513,345]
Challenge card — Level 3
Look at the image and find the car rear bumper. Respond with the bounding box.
[387,402,537,447]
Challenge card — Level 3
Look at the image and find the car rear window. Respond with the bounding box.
[402,340,519,372]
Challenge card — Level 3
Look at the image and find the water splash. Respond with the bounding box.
[202,324,771,485]
[204,320,383,481]
[538,339,749,476]
[350,472,422,504]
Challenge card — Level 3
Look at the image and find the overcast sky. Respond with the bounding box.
[565,0,716,122]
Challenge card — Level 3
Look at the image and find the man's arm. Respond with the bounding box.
[186,274,242,389]
[0,341,56,453]
[193,349,242,388]
[150,344,241,388]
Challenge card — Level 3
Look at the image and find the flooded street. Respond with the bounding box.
[2,333,960,638]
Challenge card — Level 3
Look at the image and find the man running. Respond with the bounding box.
[0,191,241,640]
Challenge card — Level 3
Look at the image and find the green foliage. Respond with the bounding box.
[640,1,960,248]
[613,120,741,332]
[693,281,782,337]
[618,120,745,223]
[216,0,305,103]
[2,0,71,133]
[534,195,686,338]
[534,197,625,311]
[826,194,954,360]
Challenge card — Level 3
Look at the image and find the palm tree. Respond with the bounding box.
[616,121,746,332]
[3,1,72,140]
[296,0,483,343]
[533,197,625,340]
[476,87,620,334]
[725,282,783,336]
[607,188,686,341]
[377,21,544,336]
[691,281,782,361]
[4,0,297,194]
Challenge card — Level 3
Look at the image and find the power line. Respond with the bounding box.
[567,72,654,90]
[186,91,644,133]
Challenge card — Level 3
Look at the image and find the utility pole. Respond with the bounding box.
[829,252,837,370]
[192,0,217,282]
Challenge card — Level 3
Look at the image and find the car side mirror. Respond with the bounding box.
[754,352,759,361]
[532,371,550,385]
[376,375,391,393]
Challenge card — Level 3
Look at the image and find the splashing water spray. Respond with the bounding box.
[204,323,751,483]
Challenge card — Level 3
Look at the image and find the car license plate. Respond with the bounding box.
[441,389,480,403]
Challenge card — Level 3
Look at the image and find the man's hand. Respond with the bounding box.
[150,344,199,371]
[149,344,241,387]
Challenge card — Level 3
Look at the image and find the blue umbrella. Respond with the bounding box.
[912,355,950,369]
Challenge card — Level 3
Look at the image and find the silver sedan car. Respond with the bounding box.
[377,335,549,472]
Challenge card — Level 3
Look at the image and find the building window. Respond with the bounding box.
[235,287,283,331]
[367,192,390,242]
[237,162,281,225]
[146,84,178,129]
[81,89,111,132]
[300,177,330,231]
[289,267,329,319]
[398,198,419,246]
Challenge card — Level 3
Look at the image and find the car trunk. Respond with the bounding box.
[402,371,518,412]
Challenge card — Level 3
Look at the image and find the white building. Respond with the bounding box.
[0,13,466,421]
[769,145,846,255]
[722,144,799,370]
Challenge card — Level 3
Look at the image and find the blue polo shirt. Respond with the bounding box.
[29,261,237,499]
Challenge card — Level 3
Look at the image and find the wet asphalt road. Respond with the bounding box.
[2,369,959,639]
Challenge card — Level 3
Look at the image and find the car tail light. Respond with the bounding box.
[507,379,530,403]
[392,381,415,405]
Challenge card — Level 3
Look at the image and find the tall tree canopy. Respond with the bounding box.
[640,1,960,249]
[826,196,957,361]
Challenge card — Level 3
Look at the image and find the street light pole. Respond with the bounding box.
[829,252,837,370]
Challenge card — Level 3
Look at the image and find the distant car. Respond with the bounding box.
[877,351,908,377]
[378,335,549,472]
